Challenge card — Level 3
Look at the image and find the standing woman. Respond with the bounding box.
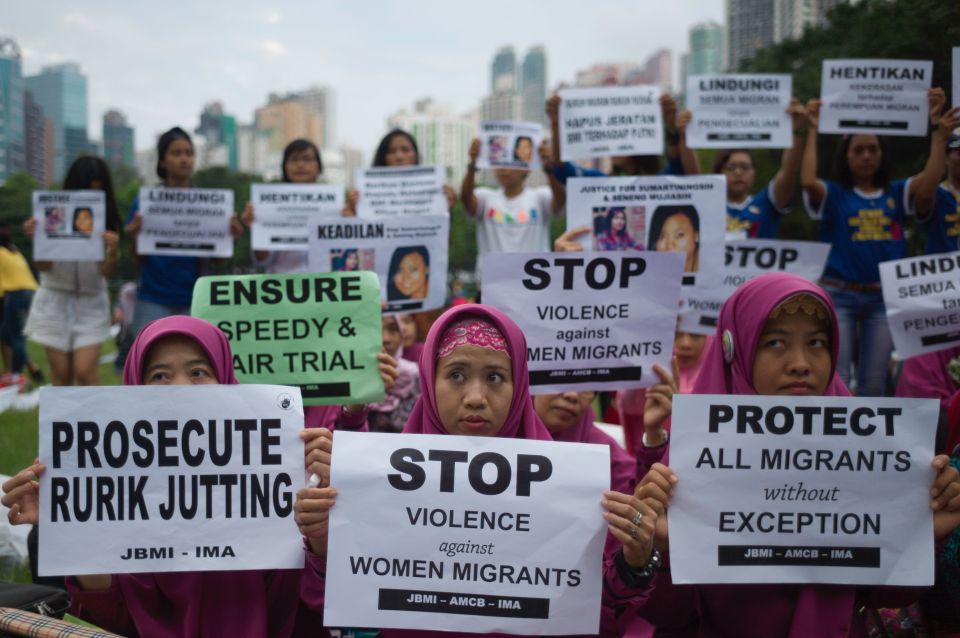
[0,221,43,386]
[23,156,120,386]
[801,91,960,395]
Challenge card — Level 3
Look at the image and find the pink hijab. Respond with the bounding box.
[692,272,850,396]
[548,403,636,494]
[123,315,239,385]
[402,304,553,441]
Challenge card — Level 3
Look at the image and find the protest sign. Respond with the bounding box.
[32,190,105,261]
[306,215,449,313]
[558,86,663,160]
[324,431,608,635]
[37,385,305,576]
[356,165,449,217]
[819,59,933,137]
[137,187,234,257]
[191,272,384,405]
[880,251,960,359]
[482,252,683,393]
[686,74,793,149]
[668,394,937,585]
[566,175,726,288]
[250,183,342,250]
[680,240,831,335]
[476,121,542,170]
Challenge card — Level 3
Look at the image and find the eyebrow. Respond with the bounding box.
[760,328,829,337]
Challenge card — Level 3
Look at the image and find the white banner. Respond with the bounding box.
[668,394,936,585]
[355,165,449,217]
[880,251,960,359]
[137,187,234,257]
[680,240,831,335]
[324,431,608,635]
[32,191,105,261]
[250,184,343,251]
[558,86,663,160]
[819,59,933,137]
[476,121,543,170]
[37,385,305,576]
[482,252,683,393]
[307,215,449,314]
[686,74,792,149]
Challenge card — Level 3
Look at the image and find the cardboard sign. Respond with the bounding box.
[476,121,543,170]
[819,59,933,137]
[250,184,343,250]
[32,191,105,261]
[482,252,683,393]
[668,394,937,585]
[355,166,449,217]
[324,431,609,635]
[558,86,663,160]
[137,187,234,257]
[686,74,793,149]
[38,385,306,575]
[191,272,384,406]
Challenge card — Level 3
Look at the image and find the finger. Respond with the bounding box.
[636,481,672,506]
[300,428,333,442]
[0,480,38,508]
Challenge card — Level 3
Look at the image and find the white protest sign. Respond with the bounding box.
[680,240,831,335]
[250,184,343,251]
[880,251,960,359]
[686,74,793,149]
[477,121,543,170]
[953,47,959,108]
[566,175,726,289]
[32,191,105,261]
[819,59,933,137]
[355,165,449,217]
[307,215,449,314]
[558,86,663,160]
[482,252,683,393]
[324,431,608,635]
[668,394,937,585]
[37,385,305,576]
[137,187,234,257]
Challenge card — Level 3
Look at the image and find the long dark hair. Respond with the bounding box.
[387,245,430,300]
[0,220,11,250]
[648,205,700,251]
[156,127,193,180]
[831,134,891,190]
[373,129,420,167]
[604,207,628,238]
[282,138,322,182]
[63,156,120,234]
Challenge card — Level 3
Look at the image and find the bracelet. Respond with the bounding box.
[614,547,661,587]
[642,429,669,448]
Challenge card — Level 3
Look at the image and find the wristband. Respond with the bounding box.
[615,547,661,587]
[642,430,669,448]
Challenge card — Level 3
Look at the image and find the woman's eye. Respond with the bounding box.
[488,372,504,384]
[810,338,828,348]
[763,339,784,349]
[191,368,211,378]
[448,370,465,382]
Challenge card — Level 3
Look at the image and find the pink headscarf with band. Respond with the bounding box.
[692,273,850,397]
[123,316,239,386]
[402,304,552,440]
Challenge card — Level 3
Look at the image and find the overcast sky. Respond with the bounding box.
[6,0,724,159]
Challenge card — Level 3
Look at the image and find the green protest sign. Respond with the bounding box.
[191,272,384,406]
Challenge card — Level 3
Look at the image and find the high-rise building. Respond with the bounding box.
[643,49,673,92]
[724,0,776,71]
[24,91,53,185]
[491,46,517,94]
[292,85,335,148]
[0,37,24,184]
[25,62,89,180]
[388,98,477,187]
[687,22,724,82]
[321,144,365,188]
[521,46,547,125]
[102,109,134,170]
[196,102,238,170]
[480,92,523,123]
[255,94,324,157]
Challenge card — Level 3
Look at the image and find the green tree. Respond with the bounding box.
[0,172,41,260]
[192,166,263,274]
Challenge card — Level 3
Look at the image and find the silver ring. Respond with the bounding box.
[631,511,643,527]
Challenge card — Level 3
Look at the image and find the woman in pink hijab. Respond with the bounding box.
[632,273,960,637]
[895,345,960,413]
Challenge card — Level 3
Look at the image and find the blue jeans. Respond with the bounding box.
[823,286,892,396]
[2,289,34,373]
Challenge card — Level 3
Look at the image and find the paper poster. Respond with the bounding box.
[680,239,831,334]
[476,121,543,170]
[32,190,105,261]
[37,385,305,576]
[557,86,663,161]
[880,251,960,360]
[819,59,933,137]
[482,252,683,393]
[355,165,449,217]
[668,394,936,585]
[306,215,449,314]
[566,175,726,288]
[137,187,234,257]
[250,184,343,251]
[686,74,793,149]
[191,272,384,406]
[324,431,608,635]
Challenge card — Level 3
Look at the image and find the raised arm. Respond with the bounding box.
[910,88,960,218]
[540,138,566,213]
[460,138,481,217]
[800,99,826,212]
[771,98,809,210]
[675,109,701,176]
[546,94,562,167]
[22,218,52,271]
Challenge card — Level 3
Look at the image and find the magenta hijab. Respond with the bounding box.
[123,316,238,386]
[402,304,553,440]
[547,403,636,494]
[692,273,850,396]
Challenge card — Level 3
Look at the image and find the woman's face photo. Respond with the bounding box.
[611,210,626,232]
[656,213,699,271]
[73,208,94,235]
[345,250,359,271]
[393,251,429,299]
[514,137,533,163]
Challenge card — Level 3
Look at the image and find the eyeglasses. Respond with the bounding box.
[723,163,754,173]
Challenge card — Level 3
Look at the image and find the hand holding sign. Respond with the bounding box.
[601,490,661,569]
[1,459,44,525]
[635,463,678,553]
[644,359,681,437]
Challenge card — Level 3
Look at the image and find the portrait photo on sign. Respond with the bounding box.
[513,136,534,163]
[72,207,94,236]
[44,207,66,235]
[487,135,508,163]
[649,205,700,274]
[387,245,430,303]
[592,206,645,251]
[330,248,374,272]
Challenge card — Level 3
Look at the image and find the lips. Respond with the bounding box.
[780,381,814,395]
[459,415,489,431]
